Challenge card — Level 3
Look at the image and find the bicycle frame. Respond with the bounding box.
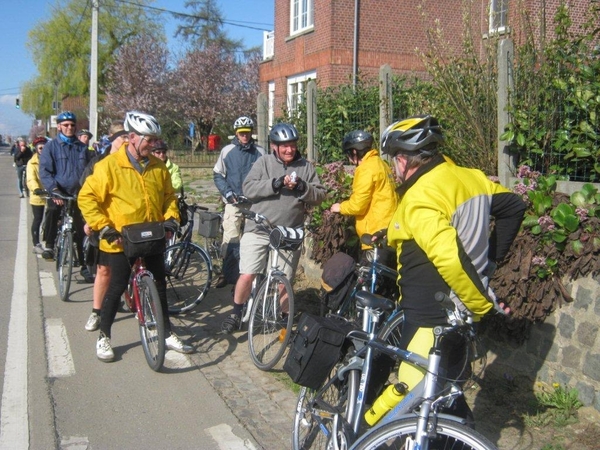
[124,257,155,320]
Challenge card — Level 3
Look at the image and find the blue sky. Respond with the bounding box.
[0,0,274,139]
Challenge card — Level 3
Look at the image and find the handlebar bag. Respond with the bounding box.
[283,313,356,390]
[269,226,304,251]
[121,221,165,258]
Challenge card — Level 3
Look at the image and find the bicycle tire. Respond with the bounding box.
[57,231,73,302]
[350,417,497,450]
[292,352,360,450]
[206,237,223,276]
[138,274,166,372]
[164,242,212,314]
[248,273,294,371]
[377,310,404,347]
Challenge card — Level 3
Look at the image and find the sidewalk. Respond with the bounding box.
[172,280,321,450]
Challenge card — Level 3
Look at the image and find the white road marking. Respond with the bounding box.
[59,435,89,449]
[45,318,76,378]
[0,201,29,449]
[40,270,57,297]
[205,424,257,450]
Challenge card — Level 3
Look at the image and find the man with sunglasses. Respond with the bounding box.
[79,111,193,362]
[39,112,93,283]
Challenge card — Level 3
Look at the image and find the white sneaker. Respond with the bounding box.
[96,333,114,362]
[33,243,44,255]
[165,333,193,354]
[85,312,100,331]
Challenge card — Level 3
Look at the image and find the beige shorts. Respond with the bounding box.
[239,231,301,280]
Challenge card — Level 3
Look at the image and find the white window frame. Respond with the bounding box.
[287,71,316,115]
[290,0,314,36]
[268,82,275,128]
[489,0,508,34]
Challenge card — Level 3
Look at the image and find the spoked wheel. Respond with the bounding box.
[292,353,360,450]
[57,231,73,302]
[350,417,497,450]
[376,310,405,384]
[206,238,223,276]
[164,243,212,314]
[137,275,165,372]
[248,274,294,371]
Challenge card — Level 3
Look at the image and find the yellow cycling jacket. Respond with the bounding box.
[78,145,180,253]
[387,154,526,325]
[339,150,397,248]
[26,153,46,207]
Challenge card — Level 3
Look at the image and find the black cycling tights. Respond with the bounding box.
[31,205,44,246]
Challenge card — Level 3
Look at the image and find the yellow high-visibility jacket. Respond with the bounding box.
[78,145,179,253]
[339,149,397,248]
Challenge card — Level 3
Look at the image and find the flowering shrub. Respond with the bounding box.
[486,166,600,342]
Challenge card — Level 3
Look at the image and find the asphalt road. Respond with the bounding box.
[0,144,298,450]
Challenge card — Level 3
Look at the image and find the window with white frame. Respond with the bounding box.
[268,82,275,127]
[287,71,316,115]
[290,0,314,36]
[489,0,508,34]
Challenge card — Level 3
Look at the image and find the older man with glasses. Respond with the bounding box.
[39,112,94,283]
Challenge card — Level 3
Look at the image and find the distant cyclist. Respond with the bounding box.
[14,138,33,198]
[213,116,266,287]
[27,136,48,254]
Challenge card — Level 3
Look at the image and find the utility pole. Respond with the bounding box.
[89,0,99,139]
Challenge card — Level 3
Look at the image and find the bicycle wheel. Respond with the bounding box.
[137,274,166,372]
[164,243,212,314]
[206,237,223,276]
[248,273,294,370]
[292,354,360,450]
[377,309,404,347]
[57,231,73,302]
[350,417,497,450]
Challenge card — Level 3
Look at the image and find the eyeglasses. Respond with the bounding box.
[61,123,76,128]
[153,150,167,154]
[36,146,44,150]
[142,136,159,145]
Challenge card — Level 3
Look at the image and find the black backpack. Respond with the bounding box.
[320,252,357,311]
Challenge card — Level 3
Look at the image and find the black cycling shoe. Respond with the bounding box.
[221,314,241,334]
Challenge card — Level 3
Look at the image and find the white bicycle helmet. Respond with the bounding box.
[233,116,254,132]
[124,111,161,136]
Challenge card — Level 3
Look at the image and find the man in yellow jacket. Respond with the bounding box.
[330,130,397,261]
[78,111,193,362]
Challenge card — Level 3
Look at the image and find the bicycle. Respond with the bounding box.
[292,291,493,450]
[236,208,302,371]
[37,189,79,302]
[121,254,166,372]
[163,203,214,315]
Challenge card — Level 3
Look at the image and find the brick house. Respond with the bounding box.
[259,0,595,125]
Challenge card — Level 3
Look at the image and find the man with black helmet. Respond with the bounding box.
[77,129,94,151]
[378,115,526,422]
[220,123,326,333]
[213,116,266,287]
[330,130,397,261]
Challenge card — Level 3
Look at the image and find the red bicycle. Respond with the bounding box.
[122,256,166,371]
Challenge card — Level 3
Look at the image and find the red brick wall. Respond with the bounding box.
[260,0,596,119]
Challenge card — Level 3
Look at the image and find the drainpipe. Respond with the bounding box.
[352,0,359,92]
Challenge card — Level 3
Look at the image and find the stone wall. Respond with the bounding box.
[482,275,600,411]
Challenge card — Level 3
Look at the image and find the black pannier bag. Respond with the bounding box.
[320,252,357,311]
[121,221,166,259]
[283,313,356,390]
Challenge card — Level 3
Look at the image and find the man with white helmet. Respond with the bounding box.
[212,116,266,287]
[79,111,193,362]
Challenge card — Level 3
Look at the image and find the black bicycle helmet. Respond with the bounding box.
[343,130,373,155]
[269,123,299,144]
[381,115,444,157]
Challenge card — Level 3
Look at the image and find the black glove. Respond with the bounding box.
[225,191,238,204]
[100,226,121,244]
[294,177,306,192]
[272,176,285,192]
[33,188,46,196]
[164,219,179,232]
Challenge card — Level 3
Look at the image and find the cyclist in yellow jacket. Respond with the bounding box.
[380,115,526,422]
[330,130,397,261]
[79,111,193,362]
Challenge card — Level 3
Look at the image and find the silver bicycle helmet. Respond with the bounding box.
[381,115,444,157]
[269,123,299,144]
[124,111,161,136]
[233,116,254,132]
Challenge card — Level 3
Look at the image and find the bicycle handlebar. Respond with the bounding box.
[360,228,389,248]
[238,208,273,228]
[34,189,76,201]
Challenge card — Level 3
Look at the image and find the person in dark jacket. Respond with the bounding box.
[14,138,33,197]
[39,111,93,279]
[212,116,265,287]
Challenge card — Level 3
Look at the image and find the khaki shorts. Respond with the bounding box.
[239,231,301,280]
